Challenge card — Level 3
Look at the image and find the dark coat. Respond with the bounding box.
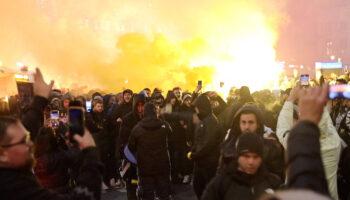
[191,95,224,169]
[22,96,49,141]
[0,148,103,200]
[202,163,280,200]
[34,147,79,193]
[128,103,172,176]
[287,120,330,196]
[119,94,146,151]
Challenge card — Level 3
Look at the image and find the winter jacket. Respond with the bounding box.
[277,101,340,200]
[287,120,330,197]
[119,94,146,151]
[34,147,80,193]
[0,148,103,200]
[22,96,49,140]
[202,162,280,200]
[222,104,284,178]
[128,103,172,176]
[191,95,223,169]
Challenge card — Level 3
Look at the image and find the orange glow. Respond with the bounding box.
[0,0,285,95]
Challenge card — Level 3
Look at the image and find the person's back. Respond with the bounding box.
[34,128,79,193]
[128,103,172,200]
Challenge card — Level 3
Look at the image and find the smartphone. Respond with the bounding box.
[50,110,59,127]
[329,84,350,99]
[86,100,92,112]
[300,74,309,87]
[198,80,202,86]
[50,110,59,120]
[68,107,85,142]
[16,82,34,108]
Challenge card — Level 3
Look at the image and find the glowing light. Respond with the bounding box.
[0,61,2,67]
[330,55,335,60]
[5,96,8,102]
[14,74,29,81]
[16,62,25,68]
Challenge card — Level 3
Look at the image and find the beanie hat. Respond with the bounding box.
[236,133,264,158]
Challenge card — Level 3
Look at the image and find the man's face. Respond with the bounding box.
[137,102,145,115]
[184,98,191,107]
[238,152,262,175]
[93,103,103,113]
[170,98,176,105]
[174,89,182,99]
[145,90,151,97]
[124,93,132,103]
[0,123,34,170]
[239,113,259,134]
[63,99,70,109]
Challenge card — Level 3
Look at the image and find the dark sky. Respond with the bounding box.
[276,0,350,67]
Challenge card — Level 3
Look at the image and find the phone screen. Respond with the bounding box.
[198,80,202,86]
[16,82,34,108]
[86,100,92,112]
[69,108,85,141]
[50,110,59,120]
[329,84,350,99]
[300,75,309,86]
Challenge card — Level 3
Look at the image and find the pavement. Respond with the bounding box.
[102,183,197,200]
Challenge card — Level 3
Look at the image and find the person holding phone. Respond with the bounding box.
[0,68,103,200]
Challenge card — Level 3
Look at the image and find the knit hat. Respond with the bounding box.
[236,133,264,158]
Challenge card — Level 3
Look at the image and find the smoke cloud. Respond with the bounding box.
[0,0,286,95]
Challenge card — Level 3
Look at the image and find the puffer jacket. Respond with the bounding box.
[128,103,172,176]
[277,101,341,200]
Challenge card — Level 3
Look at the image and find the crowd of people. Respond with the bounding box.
[1,68,350,200]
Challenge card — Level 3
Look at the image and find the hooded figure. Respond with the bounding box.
[218,86,255,132]
[111,89,134,127]
[119,94,146,153]
[190,94,224,198]
[128,103,172,200]
[221,103,284,179]
[119,94,146,200]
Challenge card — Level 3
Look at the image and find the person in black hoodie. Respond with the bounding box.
[128,102,172,200]
[188,94,224,198]
[202,133,281,200]
[221,103,284,179]
[218,86,254,132]
[119,94,146,200]
[162,94,223,197]
[0,68,103,200]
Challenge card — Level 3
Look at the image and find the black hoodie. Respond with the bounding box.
[191,95,224,169]
[221,104,284,178]
[119,94,146,151]
[202,159,281,200]
[128,103,172,176]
